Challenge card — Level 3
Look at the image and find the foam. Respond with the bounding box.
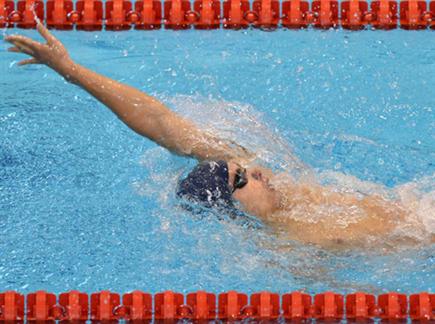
[165,94,310,178]
[395,174,435,235]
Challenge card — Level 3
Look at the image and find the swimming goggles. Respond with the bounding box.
[232,167,248,193]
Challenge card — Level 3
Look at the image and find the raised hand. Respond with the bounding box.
[5,19,72,69]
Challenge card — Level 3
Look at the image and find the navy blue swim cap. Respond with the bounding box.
[177,160,233,208]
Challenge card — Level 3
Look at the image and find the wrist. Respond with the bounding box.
[53,59,79,82]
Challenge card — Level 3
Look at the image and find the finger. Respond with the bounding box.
[7,37,45,56]
[18,58,41,66]
[7,46,21,53]
[6,40,35,55]
[4,34,43,49]
[36,20,57,44]
[5,34,33,43]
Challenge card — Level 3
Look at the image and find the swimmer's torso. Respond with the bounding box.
[230,162,432,250]
[268,183,406,249]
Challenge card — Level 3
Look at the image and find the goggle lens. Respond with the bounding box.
[233,168,248,193]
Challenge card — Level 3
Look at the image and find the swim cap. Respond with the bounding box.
[177,160,233,208]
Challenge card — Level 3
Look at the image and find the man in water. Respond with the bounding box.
[5,22,432,249]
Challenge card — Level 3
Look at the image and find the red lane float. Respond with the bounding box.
[90,291,122,321]
[217,291,248,320]
[154,291,184,320]
[312,0,340,28]
[222,0,250,28]
[186,291,216,319]
[26,291,57,321]
[378,292,408,320]
[192,0,221,29]
[58,291,89,321]
[134,0,162,29]
[313,291,344,320]
[16,0,44,28]
[250,291,280,319]
[0,0,15,27]
[46,0,74,30]
[281,0,310,29]
[370,0,398,29]
[0,291,25,321]
[282,291,312,320]
[123,291,153,321]
[400,0,428,29]
[409,292,435,321]
[105,0,133,30]
[75,0,103,30]
[346,292,376,320]
[164,0,191,29]
[251,0,280,29]
[341,0,369,29]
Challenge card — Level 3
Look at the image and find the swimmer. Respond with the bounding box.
[5,21,433,250]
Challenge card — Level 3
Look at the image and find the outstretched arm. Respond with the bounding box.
[5,21,251,162]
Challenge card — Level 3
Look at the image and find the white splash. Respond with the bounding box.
[134,94,434,246]
[165,94,311,179]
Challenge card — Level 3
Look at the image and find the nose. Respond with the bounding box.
[252,170,262,180]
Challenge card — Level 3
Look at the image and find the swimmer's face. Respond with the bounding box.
[227,161,281,218]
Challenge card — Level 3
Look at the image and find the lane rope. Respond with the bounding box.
[1,290,434,321]
[1,0,434,30]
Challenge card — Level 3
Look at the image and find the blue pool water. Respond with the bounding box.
[0,28,434,294]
